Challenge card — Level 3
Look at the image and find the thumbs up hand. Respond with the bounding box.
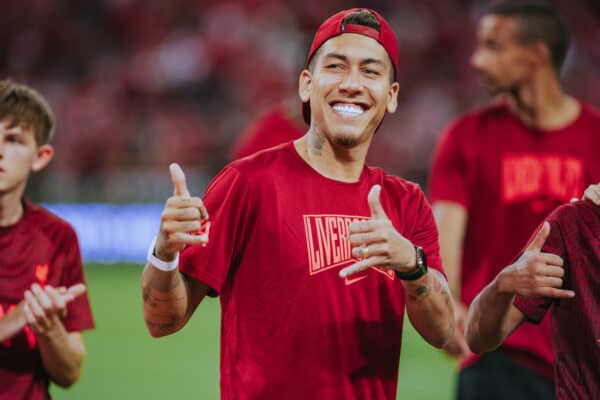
[171,162,191,198]
[339,185,417,278]
[495,222,574,299]
[154,163,209,261]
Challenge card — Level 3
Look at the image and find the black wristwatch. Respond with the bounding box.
[395,246,428,281]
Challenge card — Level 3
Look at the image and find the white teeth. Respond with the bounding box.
[332,103,364,117]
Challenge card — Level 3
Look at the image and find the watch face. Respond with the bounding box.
[415,246,423,266]
[417,246,427,268]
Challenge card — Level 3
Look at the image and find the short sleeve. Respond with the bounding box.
[179,166,252,294]
[60,227,95,332]
[428,120,470,208]
[513,218,566,323]
[410,187,444,275]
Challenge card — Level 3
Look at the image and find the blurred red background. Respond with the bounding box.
[3,0,598,201]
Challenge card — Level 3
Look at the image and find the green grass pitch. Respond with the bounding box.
[51,264,456,399]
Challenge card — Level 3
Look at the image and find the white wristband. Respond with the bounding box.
[147,235,179,271]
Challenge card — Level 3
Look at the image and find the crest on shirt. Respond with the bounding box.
[303,214,395,284]
[34,263,49,286]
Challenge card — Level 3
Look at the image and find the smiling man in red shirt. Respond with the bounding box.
[142,8,454,399]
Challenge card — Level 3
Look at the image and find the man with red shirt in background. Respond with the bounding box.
[230,98,306,160]
[465,184,600,399]
[0,80,94,399]
[429,2,600,399]
[142,8,454,399]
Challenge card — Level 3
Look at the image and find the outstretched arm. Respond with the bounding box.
[142,163,211,337]
[465,222,574,353]
[339,185,454,348]
[464,280,525,354]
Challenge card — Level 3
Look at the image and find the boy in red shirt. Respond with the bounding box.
[0,80,94,399]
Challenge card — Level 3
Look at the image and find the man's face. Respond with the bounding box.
[0,118,52,195]
[471,15,537,94]
[299,33,399,148]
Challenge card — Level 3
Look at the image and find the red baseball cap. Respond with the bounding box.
[302,8,399,124]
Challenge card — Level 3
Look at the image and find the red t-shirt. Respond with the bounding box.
[230,106,305,160]
[0,202,95,400]
[514,201,600,400]
[180,142,443,399]
[429,101,600,377]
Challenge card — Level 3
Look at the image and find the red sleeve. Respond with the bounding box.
[428,120,471,208]
[179,166,252,294]
[513,217,566,323]
[410,186,444,276]
[60,226,95,332]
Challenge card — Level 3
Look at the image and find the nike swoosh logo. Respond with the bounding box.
[345,275,368,285]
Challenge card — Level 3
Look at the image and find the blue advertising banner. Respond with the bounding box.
[46,203,163,264]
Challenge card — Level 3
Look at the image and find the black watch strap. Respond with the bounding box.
[395,246,428,281]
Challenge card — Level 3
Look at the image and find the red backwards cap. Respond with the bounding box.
[303,8,399,123]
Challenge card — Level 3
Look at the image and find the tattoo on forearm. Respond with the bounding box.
[144,319,179,333]
[432,272,453,308]
[167,273,182,290]
[142,287,185,309]
[406,271,453,307]
[442,287,452,308]
[416,284,430,297]
[435,274,455,335]
[143,289,186,333]
[407,273,432,301]
[142,271,188,333]
[404,270,455,339]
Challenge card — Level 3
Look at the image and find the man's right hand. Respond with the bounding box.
[154,163,209,261]
[495,222,574,299]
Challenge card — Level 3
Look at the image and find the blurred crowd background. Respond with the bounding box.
[4,0,599,202]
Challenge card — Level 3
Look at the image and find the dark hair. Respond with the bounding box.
[342,9,380,31]
[487,2,570,71]
[0,79,54,145]
[308,10,395,82]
